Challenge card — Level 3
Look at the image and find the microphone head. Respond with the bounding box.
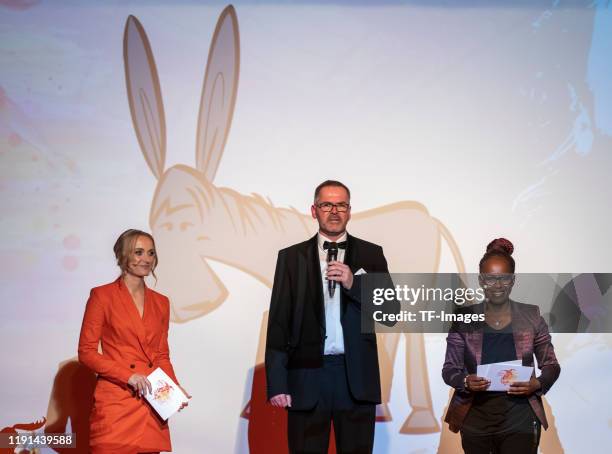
[328,246,338,261]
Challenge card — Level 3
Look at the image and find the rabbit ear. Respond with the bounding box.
[195,5,240,181]
[124,15,166,179]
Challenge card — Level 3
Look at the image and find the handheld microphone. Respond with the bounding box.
[328,245,338,298]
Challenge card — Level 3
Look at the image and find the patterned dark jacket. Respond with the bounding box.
[442,300,560,433]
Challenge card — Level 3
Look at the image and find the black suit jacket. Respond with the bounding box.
[265,233,396,410]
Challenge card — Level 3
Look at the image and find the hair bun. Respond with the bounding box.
[486,238,514,256]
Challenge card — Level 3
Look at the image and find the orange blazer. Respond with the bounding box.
[78,278,179,453]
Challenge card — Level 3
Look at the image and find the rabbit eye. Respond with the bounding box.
[180,222,194,231]
[160,222,173,231]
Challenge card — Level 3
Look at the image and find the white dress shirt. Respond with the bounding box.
[318,232,347,355]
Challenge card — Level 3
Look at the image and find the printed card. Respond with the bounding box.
[477,361,534,392]
[144,367,189,420]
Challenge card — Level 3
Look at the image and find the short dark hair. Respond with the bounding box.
[314,180,351,203]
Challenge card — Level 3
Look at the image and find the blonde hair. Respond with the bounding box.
[113,229,158,279]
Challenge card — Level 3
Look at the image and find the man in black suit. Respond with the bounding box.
[265,180,395,454]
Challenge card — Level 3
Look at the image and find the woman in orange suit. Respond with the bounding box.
[78,229,189,453]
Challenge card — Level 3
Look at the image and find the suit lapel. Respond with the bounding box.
[305,235,325,332]
[471,330,484,366]
[469,304,484,365]
[344,234,357,272]
[341,234,358,317]
[510,300,532,363]
[116,278,154,363]
[142,287,159,361]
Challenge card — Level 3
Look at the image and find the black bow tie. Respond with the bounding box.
[323,241,347,250]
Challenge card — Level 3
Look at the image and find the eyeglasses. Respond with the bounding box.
[480,274,514,287]
[316,202,350,212]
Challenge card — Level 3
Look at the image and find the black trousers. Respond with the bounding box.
[460,420,541,454]
[287,355,376,454]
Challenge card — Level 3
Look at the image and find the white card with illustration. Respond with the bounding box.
[145,367,189,420]
[477,361,534,392]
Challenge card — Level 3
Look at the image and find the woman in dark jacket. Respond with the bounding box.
[442,238,560,453]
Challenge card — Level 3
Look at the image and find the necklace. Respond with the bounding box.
[485,315,503,326]
[487,316,506,327]
[486,306,510,327]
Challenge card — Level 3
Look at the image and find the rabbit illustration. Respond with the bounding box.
[123,4,465,442]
